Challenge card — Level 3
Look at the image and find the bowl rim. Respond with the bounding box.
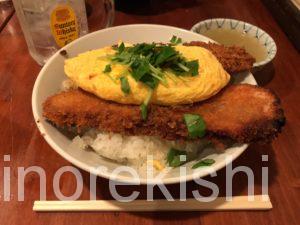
[32,23,251,185]
[191,18,277,67]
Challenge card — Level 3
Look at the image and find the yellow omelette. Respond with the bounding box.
[64,44,230,105]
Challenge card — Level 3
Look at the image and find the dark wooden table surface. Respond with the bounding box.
[0,1,14,32]
[0,0,299,224]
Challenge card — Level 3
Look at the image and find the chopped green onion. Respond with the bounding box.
[170,35,182,45]
[148,64,168,86]
[120,76,130,94]
[140,89,153,120]
[167,148,187,167]
[118,42,125,53]
[144,89,153,105]
[177,62,190,72]
[165,72,178,84]
[176,60,199,76]
[131,58,150,81]
[103,64,112,73]
[154,45,177,66]
[192,159,215,169]
[140,75,159,89]
[148,63,162,75]
[186,60,199,76]
[140,103,148,120]
[109,37,201,95]
[183,114,206,138]
[102,64,117,83]
[149,72,168,87]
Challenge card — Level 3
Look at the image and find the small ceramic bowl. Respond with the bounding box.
[191,18,277,68]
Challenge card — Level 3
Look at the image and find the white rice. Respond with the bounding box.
[71,129,206,171]
[61,79,78,91]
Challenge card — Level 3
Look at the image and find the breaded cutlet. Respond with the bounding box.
[184,41,255,74]
[43,84,285,144]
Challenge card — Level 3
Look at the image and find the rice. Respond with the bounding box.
[71,129,206,171]
[61,79,78,91]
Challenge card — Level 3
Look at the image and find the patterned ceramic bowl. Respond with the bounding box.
[191,18,277,68]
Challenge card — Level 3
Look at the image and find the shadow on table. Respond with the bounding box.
[233,62,275,86]
[114,0,199,15]
[80,142,278,218]
[251,62,275,86]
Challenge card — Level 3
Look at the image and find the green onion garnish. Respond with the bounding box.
[167,148,187,167]
[192,158,215,169]
[183,114,206,138]
[108,38,201,121]
[103,64,112,73]
[170,35,182,45]
[118,42,125,53]
[140,103,148,120]
[120,76,130,94]
[154,45,177,66]
[186,60,199,76]
[140,89,153,120]
[111,39,199,94]
[102,64,116,83]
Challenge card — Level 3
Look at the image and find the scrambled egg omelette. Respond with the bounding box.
[64,44,230,105]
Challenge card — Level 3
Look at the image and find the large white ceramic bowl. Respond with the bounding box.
[32,24,257,184]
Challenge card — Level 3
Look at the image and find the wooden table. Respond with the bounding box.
[0,1,14,32]
[0,0,299,224]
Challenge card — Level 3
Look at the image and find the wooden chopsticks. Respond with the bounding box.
[33,195,272,212]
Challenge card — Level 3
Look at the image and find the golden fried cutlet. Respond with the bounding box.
[43,84,285,144]
[184,42,255,74]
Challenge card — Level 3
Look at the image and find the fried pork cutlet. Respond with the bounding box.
[184,42,255,74]
[43,84,285,144]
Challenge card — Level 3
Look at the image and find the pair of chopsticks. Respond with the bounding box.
[33,195,272,212]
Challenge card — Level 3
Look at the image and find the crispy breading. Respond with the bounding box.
[43,84,285,144]
[184,42,255,74]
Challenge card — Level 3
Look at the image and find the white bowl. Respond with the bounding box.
[32,24,256,184]
[191,18,277,68]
